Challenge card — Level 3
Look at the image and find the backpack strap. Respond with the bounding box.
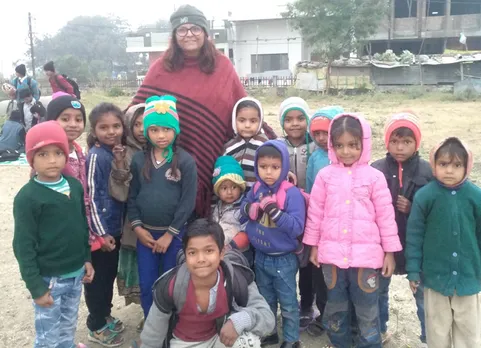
[252,181,260,194]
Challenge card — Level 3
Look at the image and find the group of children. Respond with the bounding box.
[12,92,481,348]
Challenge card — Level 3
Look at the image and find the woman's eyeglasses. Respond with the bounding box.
[176,26,203,37]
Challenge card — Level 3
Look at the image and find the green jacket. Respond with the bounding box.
[406,180,481,296]
[13,176,91,299]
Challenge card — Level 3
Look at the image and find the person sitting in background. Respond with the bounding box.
[0,110,26,152]
[11,63,40,103]
[43,61,75,96]
[18,88,46,131]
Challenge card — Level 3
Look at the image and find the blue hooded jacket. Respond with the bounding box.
[306,106,344,193]
[240,140,306,254]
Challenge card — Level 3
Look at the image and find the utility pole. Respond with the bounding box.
[28,12,36,78]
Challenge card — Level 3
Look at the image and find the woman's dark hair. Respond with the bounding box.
[163,31,218,74]
[236,100,261,119]
[87,103,126,149]
[330,116,363,150]
[391,126,415,139]
[43,61,55,72]
[129,107,145,137]
[257,145,282,160]
[435,137,468,168]
[142,135,180,182]
[182,218,225,252]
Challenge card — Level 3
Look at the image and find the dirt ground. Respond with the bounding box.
[1,92,481,348]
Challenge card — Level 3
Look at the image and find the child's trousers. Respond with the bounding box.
[84,236,120,332]
[322,265,381,348]
[137,229,183,318]
[34,271,84,348]
[255,251,299,343]
[425,287,481,348]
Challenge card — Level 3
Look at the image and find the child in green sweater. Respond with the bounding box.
[406,137,481,348]
[13,121,94,348]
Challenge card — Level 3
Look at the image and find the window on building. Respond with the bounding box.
[251,54,289,73]
[395,0,418,18]
[427,0,445,16]
[451,0,481,15]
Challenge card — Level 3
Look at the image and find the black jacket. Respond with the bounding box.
[371,153,433,274]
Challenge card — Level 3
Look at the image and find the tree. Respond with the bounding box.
[286,0,389,91]
[32,16,136,82]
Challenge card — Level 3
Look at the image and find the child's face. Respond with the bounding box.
[284,110,307,142]
[147,126,175,149]
[435,153,466,186]
[94,112,123,147]
[57,108,85,143]
[388,134,416,163]
[132,114,146,144]
[313,130,329,150]
[333,131,362,167]
[217,180,242,204]
[185,235,223,280]
[257,156,282,186]
[33,144,66,182]
[236,107,260,139]
[24,96,33,104]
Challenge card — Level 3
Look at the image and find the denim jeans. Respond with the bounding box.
[378,276,426,342]
[34,271,84,348]
[137,229,183,318]
[255,251,299,343]
[322,265,381,348]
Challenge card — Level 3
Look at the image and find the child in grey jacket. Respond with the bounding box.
[140,219,274,348]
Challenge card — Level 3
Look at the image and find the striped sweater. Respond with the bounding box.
[130,54,276,217]
[224,134,269,189]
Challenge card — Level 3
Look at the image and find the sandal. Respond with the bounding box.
[88,325,124,347]
[106,315,125,333]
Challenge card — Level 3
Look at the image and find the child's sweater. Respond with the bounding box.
[278,137,316,190]
[128,148,197,236]
[13,177,90,299]
[406,180,481,296]
[211,197,248,246]
[241,140,306,254]
[372,153,433,274]
[303,113,401,269]
[87,144,124,237]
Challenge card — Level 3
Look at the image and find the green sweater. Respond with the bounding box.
[406,180,481,296]
[13,176,91,299]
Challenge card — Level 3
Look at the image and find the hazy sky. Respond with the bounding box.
[0,0,286,76]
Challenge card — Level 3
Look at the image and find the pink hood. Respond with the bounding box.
[328,113,372,166]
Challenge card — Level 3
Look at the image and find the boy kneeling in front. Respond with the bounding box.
[141,218,275,348]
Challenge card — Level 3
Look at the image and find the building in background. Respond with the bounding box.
[231,18,310,77]
[368,0,481,54]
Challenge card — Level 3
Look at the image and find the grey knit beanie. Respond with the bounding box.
[170,5,209,33]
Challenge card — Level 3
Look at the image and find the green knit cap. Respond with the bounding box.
[212,156,246,196]
[143,95,180,163]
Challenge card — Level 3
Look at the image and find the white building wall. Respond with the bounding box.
[233,19,304,76]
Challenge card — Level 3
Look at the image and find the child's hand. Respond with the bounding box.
[382,252,396,277]
[219,320,239,347]
[409,280,420,294]
[259,194,278,215]
[309,246,320,268]
[112,144,126,168]
[101,235,116,252]
[82,262,95,283]
[396,196,411,214]
[154,233,173,254]
[247,203,262,221]
[34,291,54,307]
[288,171,297,185]
[134,227,155,249]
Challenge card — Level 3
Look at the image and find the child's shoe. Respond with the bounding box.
[88,324,124,347]
[306,315,325,337]
[299,308,314,330]
[261,333,279,346]
[280,342,301,348]
[106,315,125,333]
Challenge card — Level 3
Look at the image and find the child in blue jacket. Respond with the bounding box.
[241,140,306,348]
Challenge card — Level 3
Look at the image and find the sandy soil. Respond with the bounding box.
[2,94,481,347]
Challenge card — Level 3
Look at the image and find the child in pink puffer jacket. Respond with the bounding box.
[303,113,402,348]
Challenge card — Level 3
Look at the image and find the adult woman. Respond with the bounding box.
[131,4,276,217]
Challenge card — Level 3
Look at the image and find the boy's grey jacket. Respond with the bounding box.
[140,250,275,348]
